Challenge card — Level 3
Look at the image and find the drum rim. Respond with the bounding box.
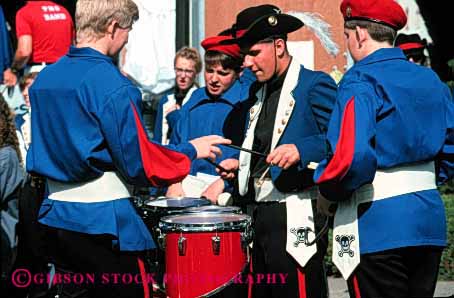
[201,261,249,297]
[143,197,211,210]
[183,205,241,213]
[158,212,251,233]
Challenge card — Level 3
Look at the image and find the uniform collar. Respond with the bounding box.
[202,79,243,104]
[67,46,113,63]
[355,47,407,67]
[188,80,242,111]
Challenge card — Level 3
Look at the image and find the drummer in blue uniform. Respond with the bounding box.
[314,0,454,297]
[166,32,253,204]
[26,0,229,297]
[217,4,337,297]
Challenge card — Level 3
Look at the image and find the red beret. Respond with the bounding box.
[340,0,407,30]
[201,35,241,59]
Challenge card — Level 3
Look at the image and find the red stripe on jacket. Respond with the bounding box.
[130,101,191,186]
[317,96,355,183]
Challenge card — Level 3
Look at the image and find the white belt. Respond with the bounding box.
[47,172,132,203]
[253,177,319,267]
[332,161,436,279]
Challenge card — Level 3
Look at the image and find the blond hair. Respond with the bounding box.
[174,46,203,74]
[76,0,139,42]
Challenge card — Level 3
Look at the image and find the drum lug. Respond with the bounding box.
[178,235,187,256]
[157,229,166,250]
[241,226,253,252]
[211,235,221,255]
[240,232,248,252]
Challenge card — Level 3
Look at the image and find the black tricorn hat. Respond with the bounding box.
[223,4,304,49]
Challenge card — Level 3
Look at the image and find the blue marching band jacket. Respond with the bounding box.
[238,57,337,195]
[27,47,197,251]
[314,48,454,260]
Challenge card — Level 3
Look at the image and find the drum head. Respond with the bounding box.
[159,212,251,232]
[184,205,241,214]
[144,197,211,210]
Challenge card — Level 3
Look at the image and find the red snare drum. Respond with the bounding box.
[159,213,252,298]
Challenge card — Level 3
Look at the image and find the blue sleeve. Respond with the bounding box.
[296,72,337,170]
[152,95,166,143]
[99,86,195,187]
[314,81,379,201]
[0,6,12,78]
[437,85,454,184]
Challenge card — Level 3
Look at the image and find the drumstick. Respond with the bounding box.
[223,144,267,158]
[224,143,320,170]
[204,158,231,173]
[224,144,319,169]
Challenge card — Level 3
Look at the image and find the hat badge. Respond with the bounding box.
[346,6,352,18]
[268,15,278,26]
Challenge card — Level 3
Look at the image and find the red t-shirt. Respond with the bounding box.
[16,1,74,63]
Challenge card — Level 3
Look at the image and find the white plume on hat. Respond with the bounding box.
[287,11,340,57]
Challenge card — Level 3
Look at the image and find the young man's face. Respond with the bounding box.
[344,28,360,63]
[204,62,237,97]
[174,57,197,91]
[242,41,277,82]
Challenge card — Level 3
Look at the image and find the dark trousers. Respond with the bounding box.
[3,177,50,298]
[251,202,328,298]
[347,246,443,298]
[44,228,151,298]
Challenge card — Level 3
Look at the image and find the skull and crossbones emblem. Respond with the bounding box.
[290,227,312,247]
[335,235,355,257]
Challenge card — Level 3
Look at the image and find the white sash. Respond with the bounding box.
[47,172,132,203]
[285,187,319,267]
[253,178,319,267]
[332,161,437,279]
[238,88,265,196]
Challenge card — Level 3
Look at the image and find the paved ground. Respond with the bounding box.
[328,277,454,298]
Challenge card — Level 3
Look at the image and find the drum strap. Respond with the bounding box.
[332,161,436,279]
[47,172,132,203]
